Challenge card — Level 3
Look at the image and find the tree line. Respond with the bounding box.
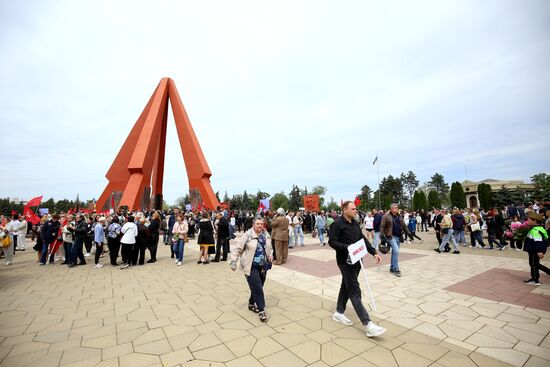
[3,173,547,216]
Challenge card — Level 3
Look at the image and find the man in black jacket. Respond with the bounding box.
[329,201,386,338]
[213,213,230,262]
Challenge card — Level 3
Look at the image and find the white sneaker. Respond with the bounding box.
[84,253,91,257]
[5,261,11,266]
[175,259,179,263]
[120,263,130,269]
[177,261,182,266]
[366,321,387,337]
[332,312,353,326]
[406,241,411,244]
[95,264,103,269]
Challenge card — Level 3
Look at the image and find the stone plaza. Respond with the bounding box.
[1,230,549,367]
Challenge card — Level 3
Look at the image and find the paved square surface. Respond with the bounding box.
[1,229,549,367]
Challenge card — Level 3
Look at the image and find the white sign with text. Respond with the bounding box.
[347,238,368,264]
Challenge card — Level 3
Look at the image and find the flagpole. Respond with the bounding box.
[377,156,381,210]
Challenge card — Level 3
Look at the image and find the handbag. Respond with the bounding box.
[470,222,481,232]
[2,236,11,249]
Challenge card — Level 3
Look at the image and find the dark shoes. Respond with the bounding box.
[248,304,260,313]
[434,249,441,253]
[452,250,460,254]
[259,311,269,322]
[211,259,220,263]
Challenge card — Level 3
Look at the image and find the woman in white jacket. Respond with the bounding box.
[120,216,138,269]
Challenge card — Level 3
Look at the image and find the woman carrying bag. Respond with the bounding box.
[230,216,273,322]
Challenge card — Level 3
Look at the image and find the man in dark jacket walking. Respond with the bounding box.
[380,203,411,277]
[329,201,386,338]
[213,213,230,262]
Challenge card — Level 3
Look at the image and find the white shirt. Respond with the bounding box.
[17,220,28,236]
[364,216,374,230]
[120,222,138,244]
[10,220,20,235]
[416,215,422,224]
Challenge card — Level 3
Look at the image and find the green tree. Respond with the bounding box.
[531,173,550,201]
[428,190,441,209]
[412,190,428,211]
[326,197,341,212]
[287,185,302,211]
[450,182,466,209]
[493,185,512,208]
[42,198,56,213]
[55,199,74,213]
[222,191,230,203]
[400,171,419,205]
[357,184,372,211]
[230,194,243,210]
[380,175,404,205]
[311,185,327,208]
[428,173,450,204]
[242,191,252,210]
[477,183,494,209]
[271,192,289,211]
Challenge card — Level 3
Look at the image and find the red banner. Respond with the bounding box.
[303,195,320,212]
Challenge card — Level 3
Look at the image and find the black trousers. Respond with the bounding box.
[336,262,371,326]
[214,236,230,261]
[108,237,121,265]
[529,251,541,282]
[132,241,146,265]
[121,242,134,265]
[246,265,267,311]
[149,238,158,261]
[94,242,103,264]
[84,237,93,254]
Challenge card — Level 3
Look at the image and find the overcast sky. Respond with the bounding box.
[1,0,549,205]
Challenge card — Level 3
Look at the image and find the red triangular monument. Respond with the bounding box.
[97,78,219,211]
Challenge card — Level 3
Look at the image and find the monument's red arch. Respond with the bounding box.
[97,78,219,211]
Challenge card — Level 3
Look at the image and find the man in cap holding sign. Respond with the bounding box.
[329,200,387,337]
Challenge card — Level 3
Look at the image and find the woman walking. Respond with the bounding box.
[230,216,273,322]
[197,211,215,264]
[107,216,122,265]
[172,214,188,266]
[120,216,138,269]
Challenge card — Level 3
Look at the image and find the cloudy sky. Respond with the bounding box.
[1,0,549,205]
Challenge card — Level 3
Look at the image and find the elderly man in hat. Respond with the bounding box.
[271,208,290,265]
[523,212,549,286]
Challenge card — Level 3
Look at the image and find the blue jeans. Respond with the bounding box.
[373,231,380,250]
[388,236,400,271]
[439,229,458,251]
[317,226,325,244]
[176,239,185,262]
[453,229,466,245]
[294,226,304,246]
[40,241,51,264]
[246,265,266,311]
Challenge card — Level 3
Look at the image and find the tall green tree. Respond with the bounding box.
[271,192,289,211]
[380,175,404,205]
[428,173,450,204]
[477,183,494,209]
[288,185,302,211]
[450,182,466,209]
[531,173,550,201]
[493,185,512,208]
[357,184,372,211]
[230,194,243,210]
[222,191,230,203]
[412,190,428,211]
[242,191,252,210]
[427,190,441,209]
[400,171,419,205]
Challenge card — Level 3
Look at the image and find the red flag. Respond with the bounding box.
[11,210,17,216]
[23,206,40,225]
[110,195,116,210]
[26,195,43,207]
[354,197,361,207]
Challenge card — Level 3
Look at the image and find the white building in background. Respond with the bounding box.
[461,179,534,209]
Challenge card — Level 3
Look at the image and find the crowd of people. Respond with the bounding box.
[0,200,548,334]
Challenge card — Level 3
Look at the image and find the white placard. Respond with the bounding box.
[347,238,368,264]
